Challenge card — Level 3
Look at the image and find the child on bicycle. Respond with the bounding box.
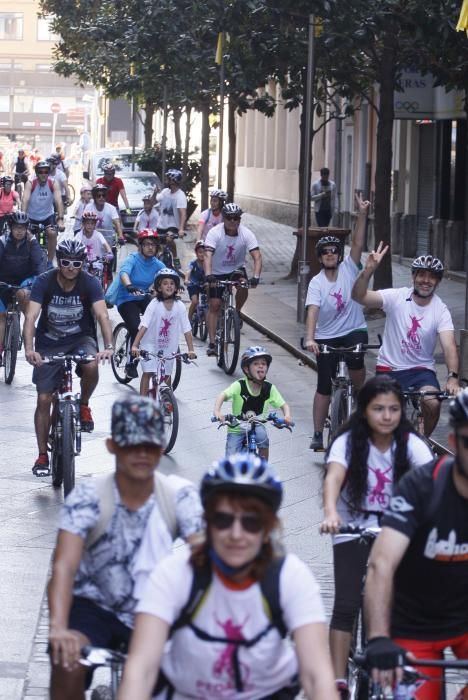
[213,345,292,459]
[75,210,114,263]
[185,240,206,323]
[131,267,196,396]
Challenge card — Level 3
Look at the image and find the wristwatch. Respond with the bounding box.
[448,371,458,379]
[105,344,113,350]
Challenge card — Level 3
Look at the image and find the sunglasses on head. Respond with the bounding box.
[225,215,241,222]
[321,247,339,256]
[210,511,263,534]
[60,259,83,269]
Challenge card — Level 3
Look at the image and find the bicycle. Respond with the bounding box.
[190,290,208,342]
[110,320,182,391]
[86,256,113,293]
[212,277,249,375]
[81,646,125,700]
[0,281,23,384]
[301,340,380,449]
[212,412,294,455]
[140,349,197,453]
[402,389,450,441]
[29,222,53,265]
[157,231,185,280]
[42,352,95,497]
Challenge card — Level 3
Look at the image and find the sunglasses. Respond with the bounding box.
[95,193,106,198]
[60,259,83,269]
[224,215,241,222]
[321,247,339,255]
[210,511,263,534]
[37,170,49,175]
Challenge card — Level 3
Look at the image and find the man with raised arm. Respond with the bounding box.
[351,244,459,435]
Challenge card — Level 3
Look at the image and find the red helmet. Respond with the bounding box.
[137,228,159,243]
[82,210,98,222]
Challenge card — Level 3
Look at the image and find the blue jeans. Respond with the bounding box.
[226,425,269,455]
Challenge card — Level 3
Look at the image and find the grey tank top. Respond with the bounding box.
[27,179,54,220]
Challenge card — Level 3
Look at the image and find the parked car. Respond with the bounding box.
[86,148,143,182]
[118,171,162,240]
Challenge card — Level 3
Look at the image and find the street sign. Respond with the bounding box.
[50,103,61,113]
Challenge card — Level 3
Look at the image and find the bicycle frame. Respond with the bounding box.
[213,412,293,455]
[51,357,83,455]
[403,389,450,438]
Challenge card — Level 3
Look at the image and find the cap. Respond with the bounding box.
[111,396,166,448]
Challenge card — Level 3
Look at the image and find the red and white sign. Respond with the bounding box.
[50,103,61,114]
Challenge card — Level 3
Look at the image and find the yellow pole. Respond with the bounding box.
[456,0,468,32]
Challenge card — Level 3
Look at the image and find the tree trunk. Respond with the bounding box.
[200,103,210,210]
[172,106,182,153]
[143,99,155,149]
[183,104,192,175]
[227,97,236,200]
[373,44,395,290]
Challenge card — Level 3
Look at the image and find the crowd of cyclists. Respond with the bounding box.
[0,149,466,699]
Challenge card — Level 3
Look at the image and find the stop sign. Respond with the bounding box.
[50,103,61,114]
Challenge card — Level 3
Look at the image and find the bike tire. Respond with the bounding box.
[191,315,199,337]
[199,312,208,342]
[329,386,348,443]
[160,386,179,454]
[221,308,241,375]
[111,323,132,384]
[67,183,75,206]
[61,402,76,497]
[4,312,20,384]
[171,350,182,392]
[50,419,63,489]
[91,686,113,700]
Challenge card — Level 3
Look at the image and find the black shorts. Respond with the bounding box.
[29,215,56,229]
[33,336,98,394]
[316,328,368,395]
[207,267,247,300]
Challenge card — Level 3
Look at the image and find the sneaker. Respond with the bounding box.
[309,431,324,451]
[206,343,217,357]
[125,361,139,379]
[32,453,50,477]
[80,404,94,433]
[336,680,350,700]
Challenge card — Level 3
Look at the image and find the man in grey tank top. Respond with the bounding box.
[22,160,64,266]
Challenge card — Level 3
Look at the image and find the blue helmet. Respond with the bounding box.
[240,345,272,374]
[154,266,180,289]
[201,453,283,512]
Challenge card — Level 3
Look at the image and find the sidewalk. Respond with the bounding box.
[184,212,465,450]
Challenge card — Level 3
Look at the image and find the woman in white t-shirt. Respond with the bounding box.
[117,454,338,700]
[320,375,433,698]
[196,189,227,241]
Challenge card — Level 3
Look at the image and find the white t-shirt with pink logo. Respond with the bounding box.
[305,255,366,339]
[205,223,259,275]
[198,208,223,240]
[139,298,191,373]
[328,430,433,544]
[137,549,326,699]
[75,230,108,261]
[376,287,454,371]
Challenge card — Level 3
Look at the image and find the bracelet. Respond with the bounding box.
[105,344,113,350]
[447,371,458,379]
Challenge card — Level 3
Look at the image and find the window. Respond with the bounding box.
[36,64,51,72]
[37,16,59,42]
[0,13,23,41]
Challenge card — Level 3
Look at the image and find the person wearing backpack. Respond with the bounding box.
[47,395,204,700]
[364,388,468,700]
[23,238,114,475]
[118,453,338,700]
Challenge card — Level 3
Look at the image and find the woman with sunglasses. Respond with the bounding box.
[304,193,370,451]
[319,375,433,699]
[117,454,338,700]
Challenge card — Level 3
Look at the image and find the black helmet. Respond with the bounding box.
[11,211,30,226]
[200,454,283,512]
[222,202,242,218]
[35,160,50,174]
[92,183,108,196]
[315,235,343,260]
[449,388,468,428]
[240,346,272,374]
[411,255,444,279]
[2,175,13,186]
[47,154,60,165]
[56,238,87,261]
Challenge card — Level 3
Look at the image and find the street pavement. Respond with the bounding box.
[2,210,464,698]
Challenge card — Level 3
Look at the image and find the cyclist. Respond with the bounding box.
[351,244,459,435]
[155,168,187,255]
[134,193,159,233]
[114,229,165,379]
[96,162,131,212]
[363,388,468,700]
[55,144,70,177]
[23,239,114,475]
[75,210,114,264]
[47,154,71,209]
[185,240,206,323]
[72,184,93,235]
[131,267,196,396]
[204,202,262,357]
[197,188,227,241]
[118,453,338,700]
[22,160,64,266]
[0,211,45,363]
[47,395,203,700]
[214,346,292,459]
[0,175,20,234]
[12,148,30,195]
[83,183,124,251]
[320,375,433,699]
[304,193,370,451]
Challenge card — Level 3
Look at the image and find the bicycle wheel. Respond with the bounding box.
[160,386,179,454]
[50,420,63,489]
[191,314,199,337]
[111,323,132,384]
[4,312,20,384]
[199,311,208,342]
[220,308,241,375]
[329,386,348,443]
[171,350,182,392]
[91,686,113,700]
[61,402,76,497]
[67,183,75,205]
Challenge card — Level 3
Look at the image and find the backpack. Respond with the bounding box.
[238,378,273,417]
[85,471,180,550]
[31,177,54,194]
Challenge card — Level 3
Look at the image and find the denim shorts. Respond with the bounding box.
[226,424,268,455]
[376,368,440,392]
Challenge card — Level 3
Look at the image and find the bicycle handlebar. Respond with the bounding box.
[0,282,22,290]
[300,337,381,353]
[139,349,197,364]
[354,652,468,671]
[337,525,381,537]
[41,353,96,364]
[81,645,126,668]
[403,390,451,400]
[212,412,294,431]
